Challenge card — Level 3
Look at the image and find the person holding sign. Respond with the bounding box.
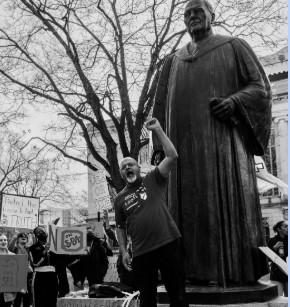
[0,233,16,307]
[268,221,288,296]
[114,118,188,307]
[10,233,33,307]
[29,227,58,307]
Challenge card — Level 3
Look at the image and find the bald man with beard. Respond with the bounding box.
[114,118,188,307]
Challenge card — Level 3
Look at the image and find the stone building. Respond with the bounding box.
[259,46,288,240]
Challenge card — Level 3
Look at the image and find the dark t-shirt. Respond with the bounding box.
[29,242,51,268]
[114,168,181,257]
[268,234,288,282]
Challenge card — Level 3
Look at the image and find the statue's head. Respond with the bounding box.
[184,0,215,38]
[119,157,141,184]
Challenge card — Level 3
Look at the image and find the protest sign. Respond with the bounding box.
[88,170,112,217]
[0,194,39,229]
[0,254,28,292]
[259,246,288,275]
[86,220,104,238]
[49,224,87,255]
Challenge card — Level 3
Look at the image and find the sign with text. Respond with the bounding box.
[88,170,112,216]
[0,254,28,292]
[48,224,87,255]
[87,220,104,238]
[0,194,39,229]
[259,246,288,275]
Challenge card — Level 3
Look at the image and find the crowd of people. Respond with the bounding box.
[0,218,288,307]
[0,223,117,307]
[0,1,288,306]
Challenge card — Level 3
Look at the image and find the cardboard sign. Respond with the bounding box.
[0,194,39,229]
[88,170,112,216]
[0,254,28,292]
[48,224,87,255]
[259,246,288,275]
[87,220,104,239]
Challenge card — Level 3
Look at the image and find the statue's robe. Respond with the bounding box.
[153,34,272,286]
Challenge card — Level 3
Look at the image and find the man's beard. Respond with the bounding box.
[127,174,137,183]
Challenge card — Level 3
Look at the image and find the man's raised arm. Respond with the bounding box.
[145,118,178,178]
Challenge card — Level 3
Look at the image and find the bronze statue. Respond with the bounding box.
[152,0,272,287]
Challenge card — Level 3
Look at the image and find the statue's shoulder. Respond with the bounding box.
[175,43,191,59]
[228,36,254,51]
[211,34,235,46]
[228,36,259,61]
[164,52,176,62]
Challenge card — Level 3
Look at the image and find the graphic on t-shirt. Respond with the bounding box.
[124,193,138,212]
[124,183,147,213]
[137,184,147,200]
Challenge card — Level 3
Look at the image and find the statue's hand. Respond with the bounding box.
[209,97,235,120]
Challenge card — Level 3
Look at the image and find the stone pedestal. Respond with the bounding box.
[157,282,279,305]
[57,297,139,307]
[57,296,287,307]
[158,296,287,307]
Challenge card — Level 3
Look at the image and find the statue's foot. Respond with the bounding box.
[185,279,219,287]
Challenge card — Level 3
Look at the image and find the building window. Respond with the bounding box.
[282,208,288,221]
[262,127,279,197]
[262,217,270,243]
[63,209,71,227]
[264,127,277,176]
[138,141,150,165]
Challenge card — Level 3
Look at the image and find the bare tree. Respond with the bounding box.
[211,0,287,53]
[10,156,80,207]
[0,0,286,192]
[0,92,25,127]
[0,128,86,209]
[0,129,35,193]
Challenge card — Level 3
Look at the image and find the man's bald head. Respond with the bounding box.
[119,157,141,184]
[119,157,139,170]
